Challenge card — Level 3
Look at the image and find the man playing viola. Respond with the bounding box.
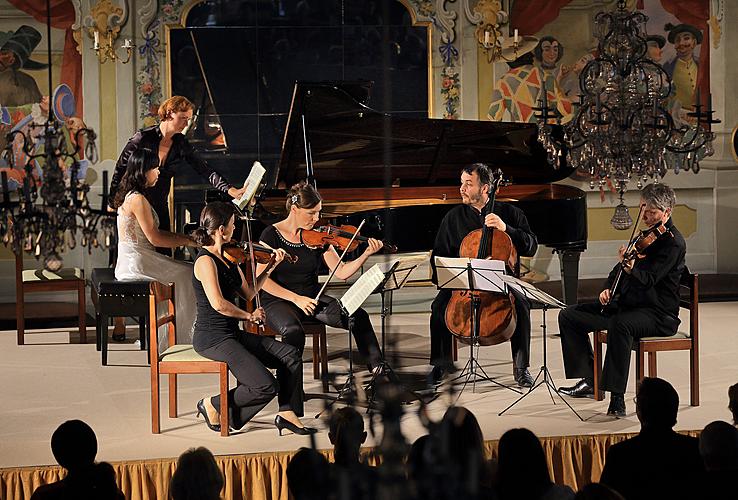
[429,163,538,388]
[558,183,686,417]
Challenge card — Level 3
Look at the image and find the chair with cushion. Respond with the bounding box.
[593,270,699,405]
[90,268,149,365]
[149,281,230,436]
[16,253,86,345]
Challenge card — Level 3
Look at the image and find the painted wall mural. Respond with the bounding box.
[482,0,711,130]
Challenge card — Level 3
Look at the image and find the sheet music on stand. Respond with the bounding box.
[232,161,266,211]
[498,274,566,309]
[339,256,423,316]
[434,257,507,293]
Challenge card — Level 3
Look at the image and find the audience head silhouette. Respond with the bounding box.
[635,377,679,429]
[728,382,738,425]
[699,420,738,471]
[497,427,552,500]
[170,447,223,500]
[287,448,331,500]
[436,406,490,496]
[51,419,97,472]
[329,407,367,466]
[574,482,625,500]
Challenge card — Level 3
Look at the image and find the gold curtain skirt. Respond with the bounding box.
[0,431,700,500]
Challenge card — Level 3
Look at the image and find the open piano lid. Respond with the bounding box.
[274,81,574,189]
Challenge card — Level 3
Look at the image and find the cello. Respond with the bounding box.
[444,169,518,346]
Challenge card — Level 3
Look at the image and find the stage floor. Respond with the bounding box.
[2,289,736,469]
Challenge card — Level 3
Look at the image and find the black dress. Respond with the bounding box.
[259,225,382,413]
[192,248,302,427]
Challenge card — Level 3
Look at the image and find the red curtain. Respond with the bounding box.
[659,0,711,108]
[511,0,574,35]
[7,0,82,117]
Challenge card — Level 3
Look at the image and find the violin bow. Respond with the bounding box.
[313,219,366,305]
[235,202,266,331]
[604,203,645,308]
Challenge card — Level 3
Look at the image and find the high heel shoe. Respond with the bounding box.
[196,399,221,432]
[274,415,318,436]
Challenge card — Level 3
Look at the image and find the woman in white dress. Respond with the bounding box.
[112,148,199,348]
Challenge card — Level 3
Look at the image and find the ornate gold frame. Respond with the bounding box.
[165,0,434,117]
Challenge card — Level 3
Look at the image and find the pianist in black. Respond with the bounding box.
[429,163,537,388]
[256,182,384,415]
[557,183,686,417]
[108,95,247,232]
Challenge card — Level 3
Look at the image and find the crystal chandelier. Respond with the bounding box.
[0,0,114,271]
[536,0,719,221]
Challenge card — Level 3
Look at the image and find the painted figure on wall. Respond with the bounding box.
[662,23,702,112]
[646,34,666,63]
[487,38,573,124]
[0,25,46,107]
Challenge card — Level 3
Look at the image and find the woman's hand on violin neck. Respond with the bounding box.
[364,238,384,256]
[293,295,318,315]
[247,307,266,324]
[599,289,611,306]
[484,213,507,232]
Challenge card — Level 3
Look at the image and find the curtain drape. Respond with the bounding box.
[511,0,574,35]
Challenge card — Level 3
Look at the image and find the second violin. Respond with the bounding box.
[222,240,298,266]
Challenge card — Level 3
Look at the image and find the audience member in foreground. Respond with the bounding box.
[599,377,704,499]
[728,382,738,425]
[30,420,123,500]
[328,407,376,500]
[170,447,223,500]
[287,448,332,500]
[495,428,574,500]
[699,420,738,498]
[573,483,624,500]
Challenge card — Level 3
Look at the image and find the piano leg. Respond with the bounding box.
[557,250,581,305]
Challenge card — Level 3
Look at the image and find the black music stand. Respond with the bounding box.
[434,257,521,398]
[497,275,583,420]
[363,258,422,407]
[315,304,357,418]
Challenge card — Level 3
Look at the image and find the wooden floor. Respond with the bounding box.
[1,287,736,469]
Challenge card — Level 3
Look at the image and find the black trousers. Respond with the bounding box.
[429,287,531,370]
[558,302,675,394]
[197,332,301,429]
[263,294,382,414]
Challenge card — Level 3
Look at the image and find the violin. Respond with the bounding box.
[221,240,298,266]
[603,221,671,310]
[300,224,398,253]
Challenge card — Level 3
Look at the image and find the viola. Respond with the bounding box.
[445,169,517,347]
[221,240,298,266]
[300,224,398,253]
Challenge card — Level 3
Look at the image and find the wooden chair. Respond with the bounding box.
[149,281,230,436]
[593,270,699,406]
[15,252,86,345]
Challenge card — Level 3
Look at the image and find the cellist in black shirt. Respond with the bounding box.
[429,163,538,388]
[557,183,686,417]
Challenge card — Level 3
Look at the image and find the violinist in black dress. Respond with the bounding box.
[557,183,686,417]
[256,181,384,411]
[429,163,538,388]
[191,202,316,435]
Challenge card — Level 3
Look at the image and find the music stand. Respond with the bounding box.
[363,258,422,407]
[497,275,583,420]
[316,259,412,416]
[434,257,521,398]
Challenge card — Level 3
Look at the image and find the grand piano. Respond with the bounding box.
[250,81,588,304]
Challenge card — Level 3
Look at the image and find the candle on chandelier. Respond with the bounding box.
[93,30,99,49]
[514,29,519,44]
[484,31,490,46]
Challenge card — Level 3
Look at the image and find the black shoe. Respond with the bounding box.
[514,368,535,388]
[426,365,447,389]
[196,398,221,432]
[558,379,594,398]
[607,393,626,418]
[274,415,318,436]
[112,331,126,342]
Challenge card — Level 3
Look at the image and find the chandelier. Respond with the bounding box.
[0,0,114,270]
[536,0,719,227]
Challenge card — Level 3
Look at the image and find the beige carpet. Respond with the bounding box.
[1,288,736,469]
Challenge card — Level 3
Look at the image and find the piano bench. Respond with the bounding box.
[91,268,150,366]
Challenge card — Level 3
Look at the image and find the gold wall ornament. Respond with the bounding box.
[86,0,134,64]
[472,0,520,63]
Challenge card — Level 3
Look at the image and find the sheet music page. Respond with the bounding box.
[434,257,506,292]
[340,265,385,316]
[232,161,266,210]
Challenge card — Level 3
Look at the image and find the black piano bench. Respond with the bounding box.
[91,268,150,366]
